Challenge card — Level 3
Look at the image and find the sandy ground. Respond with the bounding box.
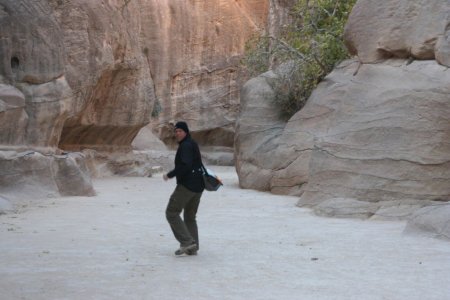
[1,166,450,300]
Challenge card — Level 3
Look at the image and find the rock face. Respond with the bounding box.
[268,0,296,38]
[297,59,450,206]
[0,0,155,151]
[1,0,269,154]
[0,0,270,208]
[145,0,269,147]
[50,0,155,152]
[405,204,450,241]
[0,0,269,153]
[235,0,450,222]
[0,1,72,150]
[132,126,168,152]
[236,58,450,218]
[0,85,27,146]
[344,0,450,67]
[0,1,65,85]
[0,0,98,206]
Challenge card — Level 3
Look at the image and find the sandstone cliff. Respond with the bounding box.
[0,0,273,157]
[235,0,450,225]
[143,0,268,147]
[0,0,269,210]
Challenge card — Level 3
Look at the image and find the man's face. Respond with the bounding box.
[174,128,187,142]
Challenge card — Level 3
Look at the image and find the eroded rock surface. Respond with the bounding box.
[49,0,155,152]
[145,0,269,147]
[0,84,26,147]
[81,149,173,178]
[0,0,155,205]
[235,68,287,191]
[297,59,450,207]
[236,59,450,218]
[236,0,450,221]
[0,0,97,206]
[1,0,269,154]
[1,0,268,206]
[344,0,450,67]
[0,151,95,210]
[0,1,73,150]
[405,204,450,240]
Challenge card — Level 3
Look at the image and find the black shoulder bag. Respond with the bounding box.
[201,164,223,191]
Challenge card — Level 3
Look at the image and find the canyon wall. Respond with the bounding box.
[235,0,450,222]
[142,0,268,147]
[0,0,269,209]
[0,0,155,153]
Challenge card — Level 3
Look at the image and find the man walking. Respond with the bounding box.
[163,121,204,256]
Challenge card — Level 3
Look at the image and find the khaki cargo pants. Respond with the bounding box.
[166,184,202,248]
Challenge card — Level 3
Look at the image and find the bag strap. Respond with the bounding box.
[192,140,208,175]
[200,163,209,175]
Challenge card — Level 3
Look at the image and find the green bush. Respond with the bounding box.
[242,0,356,119]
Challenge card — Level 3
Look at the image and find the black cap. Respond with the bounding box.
[174,121,189,134]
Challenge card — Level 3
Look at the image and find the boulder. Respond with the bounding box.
[52,152,96,196]
[344,0,450,67]
[236,58,450,218]
[297,59,450,208]
[132,125,168,152]
[235,69,287,191]
[0,151,95,209]
[81,149,174,178]
[405,204,450,240]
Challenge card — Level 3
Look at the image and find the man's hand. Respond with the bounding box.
[163,174,169,181]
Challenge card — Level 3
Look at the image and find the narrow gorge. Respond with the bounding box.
[0,0,449,239]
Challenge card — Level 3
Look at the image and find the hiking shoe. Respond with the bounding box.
[174,243,197,256]
[186,249,198,256]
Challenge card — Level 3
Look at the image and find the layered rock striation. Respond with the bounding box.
[145,0,268,147]
[344,0,450,67]
[235,0,450,225]
[0,0,270,211]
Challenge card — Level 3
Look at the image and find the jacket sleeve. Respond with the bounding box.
[167,142,194,178]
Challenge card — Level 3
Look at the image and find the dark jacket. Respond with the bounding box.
[167,135,204,193]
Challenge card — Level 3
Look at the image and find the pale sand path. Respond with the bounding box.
[1,167,449,300]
